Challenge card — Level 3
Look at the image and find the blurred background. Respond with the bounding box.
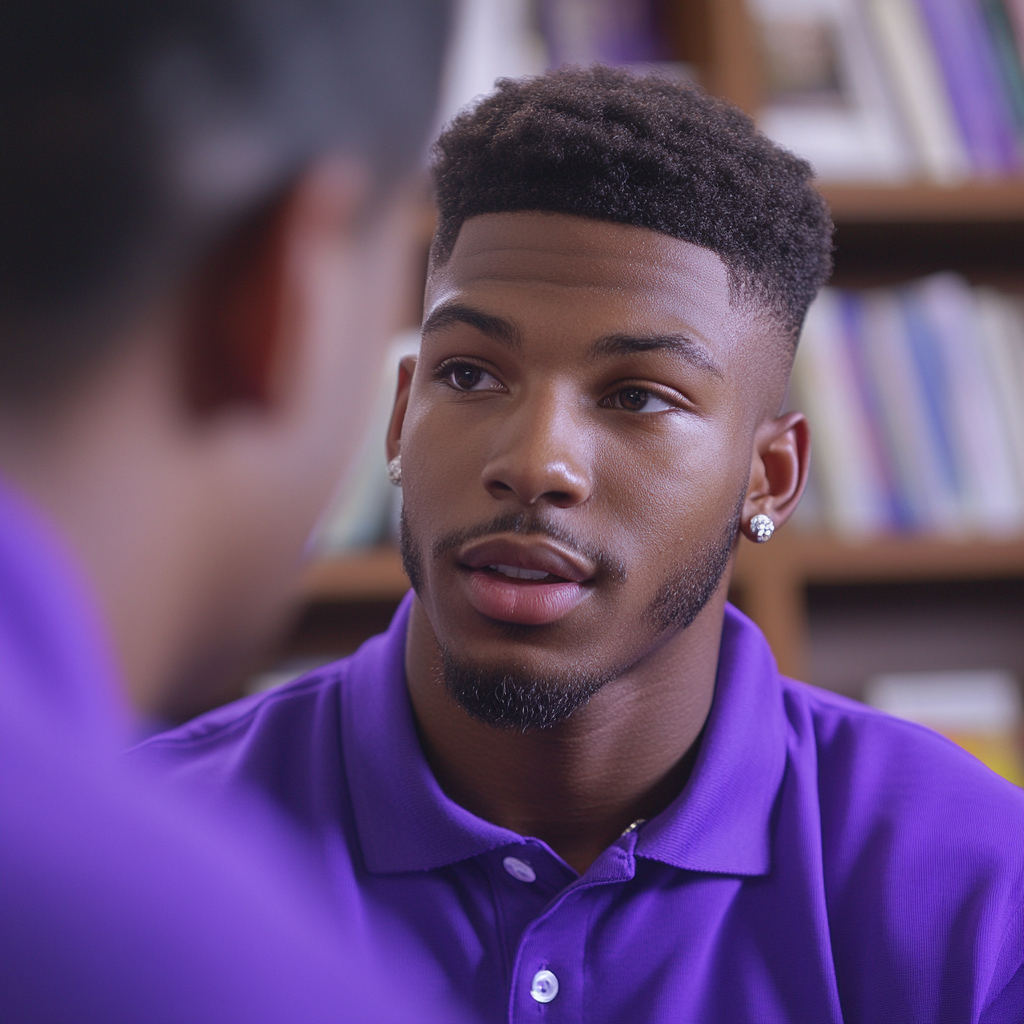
[252,0,1024,784]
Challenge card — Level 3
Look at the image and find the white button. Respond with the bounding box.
[503,855,536,883]
[530,969,559,1003]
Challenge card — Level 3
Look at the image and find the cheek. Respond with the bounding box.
[593,420,748,556]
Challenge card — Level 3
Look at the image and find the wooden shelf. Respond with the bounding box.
[820,181,1024,223]
[298,533,1024,680]
[300,547,409,602]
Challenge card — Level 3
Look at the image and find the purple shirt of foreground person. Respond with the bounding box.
[137,591,1024,1024]
[0,479,416,1024]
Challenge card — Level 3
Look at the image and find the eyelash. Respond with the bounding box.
[434,360,685,413]
[435,359,504,393]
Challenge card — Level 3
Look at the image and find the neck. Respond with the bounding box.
[404,582,730,874]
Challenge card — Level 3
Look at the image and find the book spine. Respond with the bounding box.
[865,0,970,181]
[911,274,1022,531]
[838,291,909,529]
[898,288,965,527]
[916,0,1019,173]
[859,290,960,531]
[974,289,1024,510]
[981,0,1024,136]
[791,289,890,534]
[1004,0,1024,63]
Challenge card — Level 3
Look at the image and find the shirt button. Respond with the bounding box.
[530,969,559,1003]
[503,855,537,883]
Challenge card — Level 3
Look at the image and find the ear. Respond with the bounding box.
[741,411,810,541]
[385,355,417,462]
[181,159,367,415]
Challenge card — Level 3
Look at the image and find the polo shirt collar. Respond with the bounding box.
[341,593,786,878]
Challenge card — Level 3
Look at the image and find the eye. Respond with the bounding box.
[606,387,675,412]
[439,361,503,392]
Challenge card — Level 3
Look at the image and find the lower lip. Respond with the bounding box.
[464,570,588,625]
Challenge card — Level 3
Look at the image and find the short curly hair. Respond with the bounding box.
[430,65,833,343]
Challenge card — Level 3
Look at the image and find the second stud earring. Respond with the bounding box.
[387,455,402,487]
[749,513,774,542]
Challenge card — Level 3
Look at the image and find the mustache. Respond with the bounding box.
[431,510,627,584]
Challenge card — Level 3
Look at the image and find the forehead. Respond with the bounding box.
[424,212,744,352]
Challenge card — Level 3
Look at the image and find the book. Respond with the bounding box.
[975,287,1024,503]
[857,287,962,531]
[865,669,1023,784]
[793,277,1024,536]
[436,0,548,128]
[313,331,420,555]
[791,288,892,533]
[864,0,970,182]
[539,0,667,66]
[908,274,1023,533]
[750,0,918,182]
[980,0,1024,138]
[916,0,1020,174]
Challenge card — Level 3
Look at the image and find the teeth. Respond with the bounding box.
[489,564,551,580]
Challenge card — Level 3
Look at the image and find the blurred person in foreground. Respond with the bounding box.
[138,68,1024,1024]
[0,2,450,1021]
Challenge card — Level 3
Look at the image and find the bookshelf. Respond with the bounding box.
[293,534,1024,690]
[267,0,1024,722]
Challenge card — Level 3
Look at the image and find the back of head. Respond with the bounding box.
[0,0,449,404]
[430,65,833,350]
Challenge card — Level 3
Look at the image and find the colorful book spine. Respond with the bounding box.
[858,289,960,531]
[915,0,1020,173]
[908,274,1022,532]
[980,0,1024,137]
[791,289,891,535]
[793,276,1024,536]
[865,0,970,182]
[838,291,910,529]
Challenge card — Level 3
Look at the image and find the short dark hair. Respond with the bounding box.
[0,0,450,401]
[430,65,833,345]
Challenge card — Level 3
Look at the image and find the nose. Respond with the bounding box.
[481,389,592,508]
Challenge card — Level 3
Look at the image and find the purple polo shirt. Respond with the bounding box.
[138,591,1024,1023]
[0,478,416,1023]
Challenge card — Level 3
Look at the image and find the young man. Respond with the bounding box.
[0,3,450,1022]
[139,68,1024,1023]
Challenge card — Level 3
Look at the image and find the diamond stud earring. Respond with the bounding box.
[387,455,402,487]
[749,513,775,542]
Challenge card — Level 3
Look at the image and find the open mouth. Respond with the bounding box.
[484,564,568,583]
[456,537,594,625]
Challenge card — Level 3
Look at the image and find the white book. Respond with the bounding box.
[791,289,891,533]
[436,0,547,129]
[313,331,421,554]
[911,275,1023,533]
[858,287,963,531]
[975,288,1024,505]
[751,0,918,181]
[864,0,970,183]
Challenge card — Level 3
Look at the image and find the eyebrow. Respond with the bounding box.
[421,302,522,351]
[589,333,723,377]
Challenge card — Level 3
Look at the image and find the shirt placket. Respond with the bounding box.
[502,836,638,1024]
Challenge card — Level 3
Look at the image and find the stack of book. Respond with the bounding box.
[753,0,1024,181]
[791,274,1024,535]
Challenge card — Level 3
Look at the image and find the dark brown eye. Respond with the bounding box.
[618,388,649,411]
[452,366,484,390]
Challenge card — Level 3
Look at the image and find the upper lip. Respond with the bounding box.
[458,536,594,583]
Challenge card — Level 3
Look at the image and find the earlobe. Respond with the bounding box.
[385,355,417,462]
[741,411,810,541]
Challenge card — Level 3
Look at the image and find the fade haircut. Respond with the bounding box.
[430,65,833,347]
[0,0,449,402]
